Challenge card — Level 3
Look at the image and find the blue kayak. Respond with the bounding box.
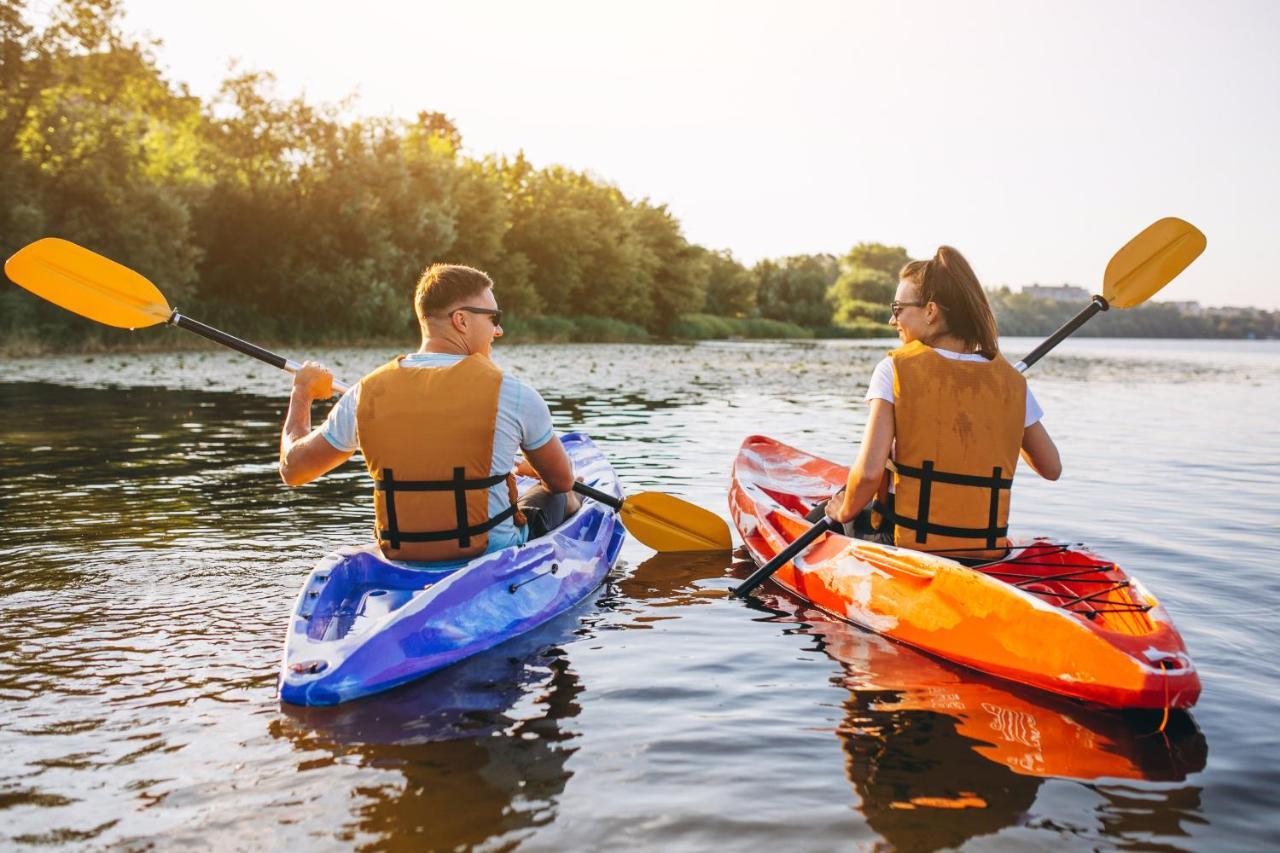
[278,432,626,706]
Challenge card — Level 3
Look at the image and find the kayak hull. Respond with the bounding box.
[729,435,1200,710]
[279,432,626,706]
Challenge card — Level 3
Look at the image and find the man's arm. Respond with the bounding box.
[279,362,353,487]
[522,435,575,493]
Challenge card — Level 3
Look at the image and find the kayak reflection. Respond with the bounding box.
[730,554,1206,779]
[274,603,596,849]
[728,555,1207,850]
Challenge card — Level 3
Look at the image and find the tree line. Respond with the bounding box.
[2,2,1269,352]
[0,0,899,350]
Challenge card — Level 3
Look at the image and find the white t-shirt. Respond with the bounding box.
[865,349,1044,427]
[319,352,555,557]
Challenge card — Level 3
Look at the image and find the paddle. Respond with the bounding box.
[4,237,733,553]
[574,483,731,552]
[4,237,352,393]
[733,217,1207,598]
[1014,217,1207,372]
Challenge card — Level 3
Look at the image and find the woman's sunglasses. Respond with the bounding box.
[889,300,926,318]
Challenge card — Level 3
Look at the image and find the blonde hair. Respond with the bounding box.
[900,246,1000,358]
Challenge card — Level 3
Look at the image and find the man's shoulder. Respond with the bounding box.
[498,371,548,405]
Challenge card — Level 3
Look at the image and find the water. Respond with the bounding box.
[2,337,1278,850]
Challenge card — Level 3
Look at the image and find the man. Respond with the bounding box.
[278,263,580,564]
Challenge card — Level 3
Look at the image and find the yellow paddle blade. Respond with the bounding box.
[4,237,172,329]
[1103,218,1206,309]
[619,492,733,553]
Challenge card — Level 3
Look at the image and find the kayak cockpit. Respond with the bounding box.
[303,549,454,643]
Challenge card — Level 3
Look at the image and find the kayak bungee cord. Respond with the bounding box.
[967,543,1155,618]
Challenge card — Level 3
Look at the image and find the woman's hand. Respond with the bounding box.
[825,488,855,524]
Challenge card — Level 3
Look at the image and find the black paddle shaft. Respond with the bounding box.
[573,481,624,511]
[1015,295,1109,372]
[732,517,841,598]
[170,311,290,370]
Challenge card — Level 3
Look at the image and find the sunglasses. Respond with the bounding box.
[452,306,503,326]
[889,300,927,318]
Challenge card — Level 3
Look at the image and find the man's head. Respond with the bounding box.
[414,264,503,356]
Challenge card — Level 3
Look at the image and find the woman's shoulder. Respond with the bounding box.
[932,347,990,362]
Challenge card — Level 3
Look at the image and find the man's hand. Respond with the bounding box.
[292,361,335,401]
[513,456,538,478]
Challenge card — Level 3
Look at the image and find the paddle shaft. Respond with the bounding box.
[733,517,840,597]
[169,311,351,394]
[573,481,623,511]
[1013,295,1109,373]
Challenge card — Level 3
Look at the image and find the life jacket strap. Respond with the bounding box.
[377,467,516,550]
[881,459,1012,549]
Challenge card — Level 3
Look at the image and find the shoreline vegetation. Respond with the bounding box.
[2,2,1276,359]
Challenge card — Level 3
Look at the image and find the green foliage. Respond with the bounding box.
[830,266,895,308]
[669,313,813,340]
[700,249,756,317]
[501,314,649,343]
[571,315,651,342]
[501,314,577,342]
[833,297,891,325]
[842,242,910,280]
[754,254,840,328]
[814,319,895,338]
[987,287,1278,339]
[828,242,909,329]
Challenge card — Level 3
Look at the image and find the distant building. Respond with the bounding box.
[1162,300,1204,316]
[1206,305,1257,319]
[1022,284,1089,302]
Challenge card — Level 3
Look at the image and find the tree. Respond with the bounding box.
[842,242,910,279]
[700,248,756,317]
[2,0,201,313]
[629,201,707,332]
[828,242,909,328]
[755,254,840,328]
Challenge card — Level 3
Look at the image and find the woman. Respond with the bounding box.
[822,246,1061,561]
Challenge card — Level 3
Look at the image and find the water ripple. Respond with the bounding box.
[2,340,1278,849]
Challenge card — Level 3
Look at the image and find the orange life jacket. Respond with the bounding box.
[876,340,1026,560]
[355,354,526,562]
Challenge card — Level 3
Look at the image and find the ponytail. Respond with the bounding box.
[899,246,1000,358]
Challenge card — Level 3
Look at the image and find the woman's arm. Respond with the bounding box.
[827,399,896,523]
[1020,421,1062,481]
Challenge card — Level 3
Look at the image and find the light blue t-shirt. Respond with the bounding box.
[319,353,555,561]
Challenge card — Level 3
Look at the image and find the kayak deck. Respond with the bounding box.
[279,432,626,706]
[730,435,1200,709]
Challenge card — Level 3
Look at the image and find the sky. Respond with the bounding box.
[114,0,1280,309]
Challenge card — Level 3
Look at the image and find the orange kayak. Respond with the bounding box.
[729,435,1200,710]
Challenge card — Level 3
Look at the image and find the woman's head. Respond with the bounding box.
[891,246,999,358]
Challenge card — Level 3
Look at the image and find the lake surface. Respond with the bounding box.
[2,337,1278,851]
